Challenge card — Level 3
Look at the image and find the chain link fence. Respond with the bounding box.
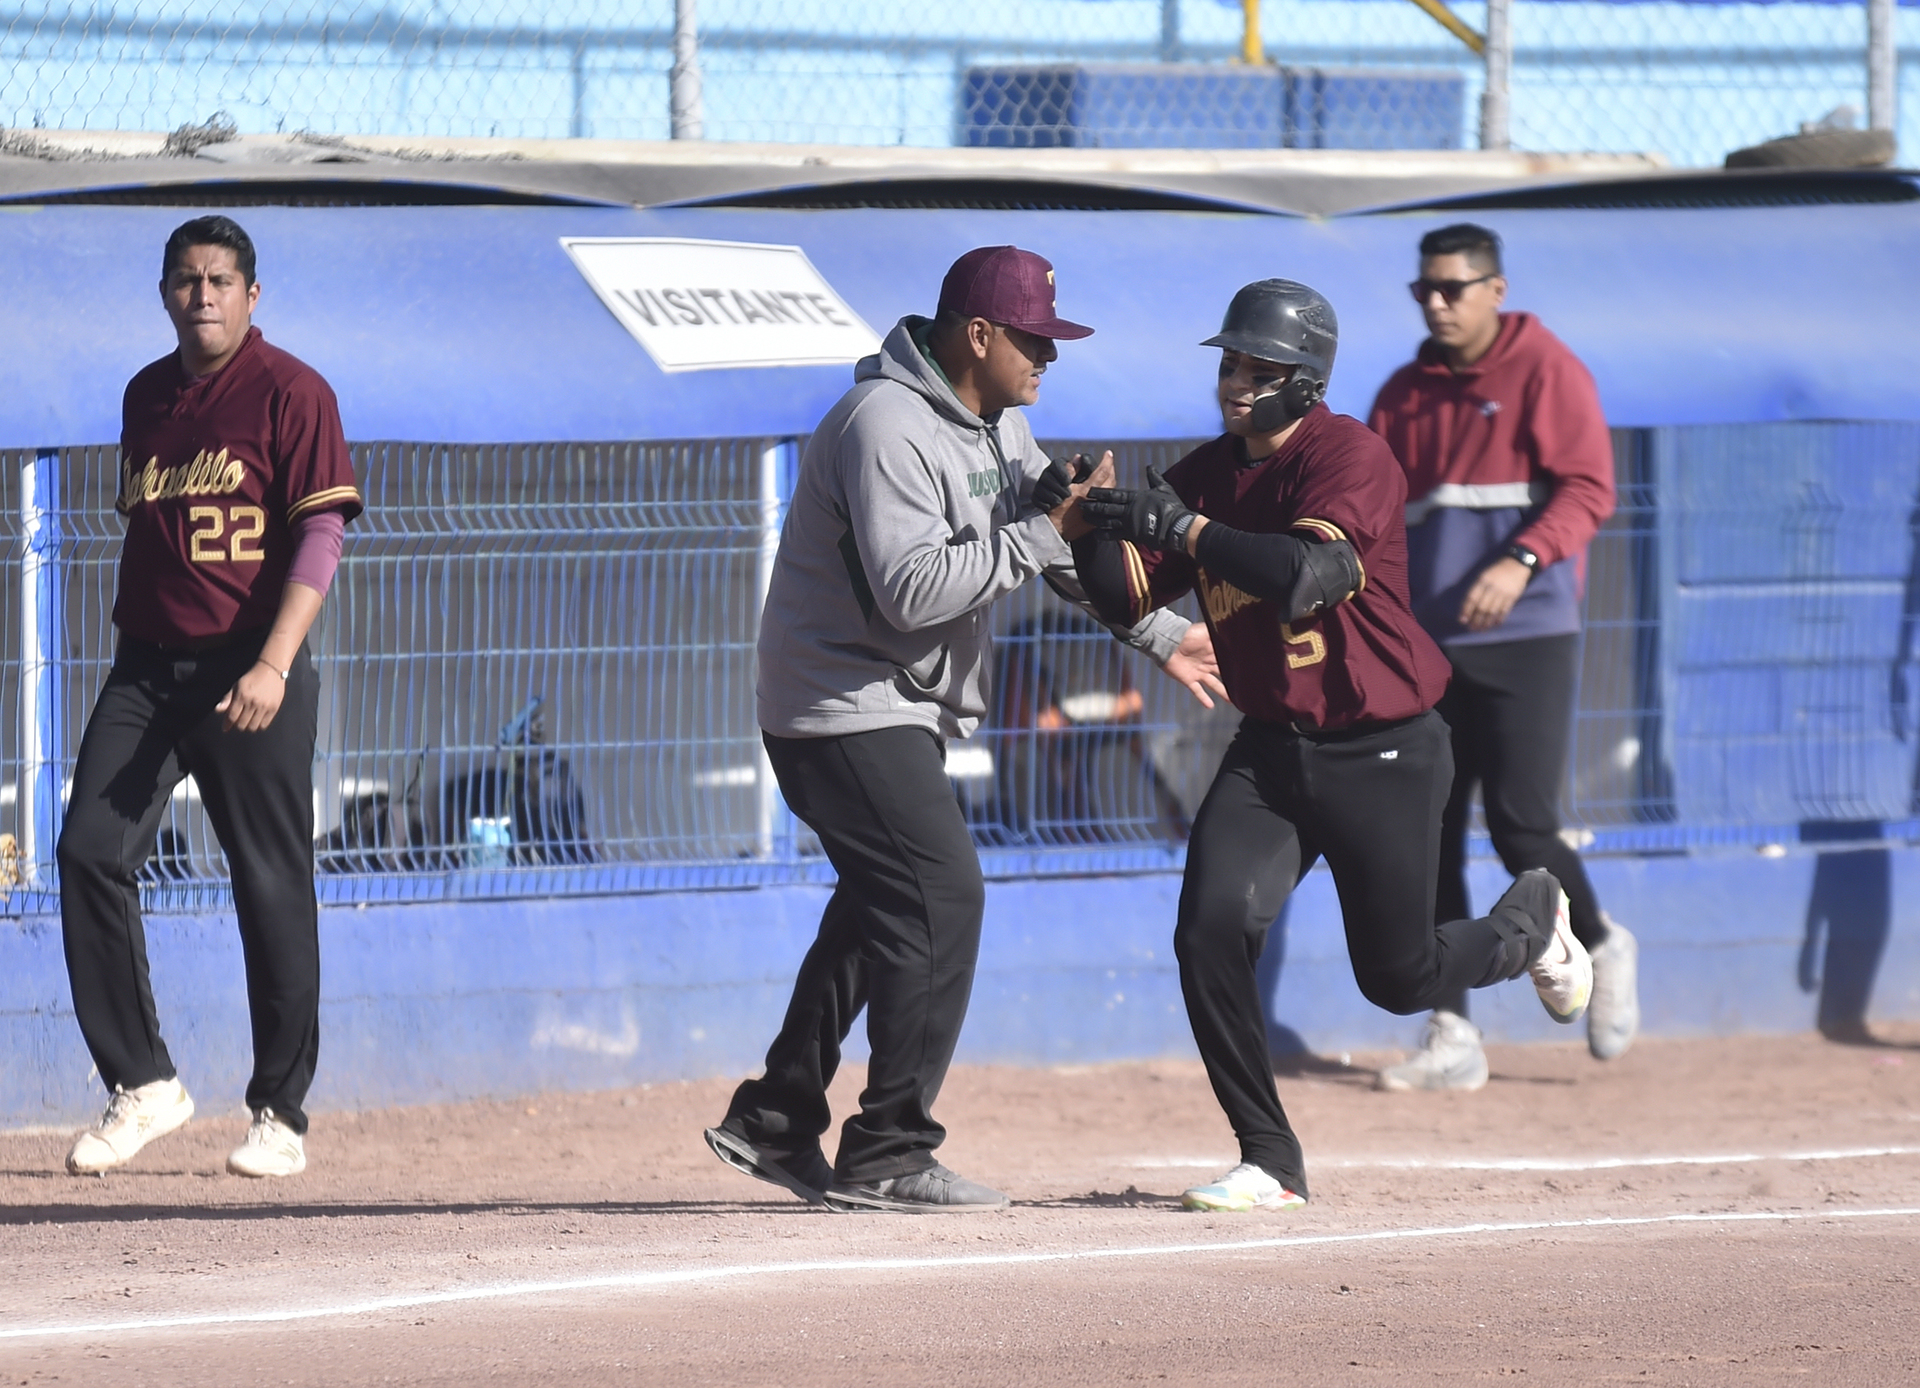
[0,2,1909,169]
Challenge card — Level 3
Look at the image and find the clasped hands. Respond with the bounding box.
[1079,467,1196,553]
[1034,451,1117,541]
[1035,455,1193,553]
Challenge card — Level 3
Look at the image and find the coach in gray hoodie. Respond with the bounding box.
[705,246,1218,1212]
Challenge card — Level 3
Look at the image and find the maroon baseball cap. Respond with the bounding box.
[937,246,1093,340]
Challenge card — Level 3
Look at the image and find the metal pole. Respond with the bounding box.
[1241,0,1262,64]
[570,42,586,139]
[1161,0,1181,62]
[1868,0,1896,133]
[18,449,61,888]
[1406,0,1486,56]
[754,441,791,859]
[1480,0,1512,150]
[670,0,705,140]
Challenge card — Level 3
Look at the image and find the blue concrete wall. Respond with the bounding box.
[7,846,1920,1129]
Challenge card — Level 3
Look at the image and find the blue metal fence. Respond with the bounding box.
[4,421,1918,915]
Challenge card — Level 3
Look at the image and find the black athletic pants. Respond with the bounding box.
[1177,710,1535,1196]
[57,634,322,1134]
[1434,633,1609,1021]
[724,725,985,1185]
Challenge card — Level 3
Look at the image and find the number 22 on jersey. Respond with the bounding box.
[189,504,267,563]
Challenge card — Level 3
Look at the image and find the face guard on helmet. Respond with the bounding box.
[1203,279,1340,431]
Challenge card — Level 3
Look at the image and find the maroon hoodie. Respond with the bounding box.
[1368,312,1615,646]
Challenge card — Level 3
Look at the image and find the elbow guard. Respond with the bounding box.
[1287,539,1360,621]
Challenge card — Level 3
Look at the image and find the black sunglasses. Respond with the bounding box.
[1409,274,1498,305]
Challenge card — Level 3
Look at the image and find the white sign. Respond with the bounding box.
[562,236,882,373]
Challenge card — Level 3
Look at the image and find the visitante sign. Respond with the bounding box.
[562,236,882,373]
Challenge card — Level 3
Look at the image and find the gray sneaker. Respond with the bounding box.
[1375,1010,1488,1092]
[1586,916,1641,1061]
[823,1162,1010,1213]
[704,1124,835,1204]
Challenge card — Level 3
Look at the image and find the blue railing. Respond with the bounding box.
[4,421,1918,915]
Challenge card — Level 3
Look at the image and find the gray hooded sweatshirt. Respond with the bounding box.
[758,317,1189,740]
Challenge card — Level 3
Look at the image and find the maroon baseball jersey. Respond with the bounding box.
[114,326,362,646]
[1121,405,1452,729]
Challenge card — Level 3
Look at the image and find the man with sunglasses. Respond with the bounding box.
[1073,279,1592,1213]
[1369,223,1638,1092]
[703,246,1218,1212]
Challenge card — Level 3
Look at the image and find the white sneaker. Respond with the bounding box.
[1530,885,1593,1024]
[1376,1010,1489,1092]
[1587,916,1640,1060]
[1181,1163,1306,1213]
[226,1108,307,1178]
[66,1077,195,1175]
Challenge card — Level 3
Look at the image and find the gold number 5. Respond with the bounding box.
[1280,621,1326,669]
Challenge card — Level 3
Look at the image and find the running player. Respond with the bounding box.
[59,215,361,1179]
[1076,279,1590,1212]
[1370,224,1638,1091]
[703,246,1218,1211]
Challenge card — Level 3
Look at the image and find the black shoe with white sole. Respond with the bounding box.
[703,1124,835,1205]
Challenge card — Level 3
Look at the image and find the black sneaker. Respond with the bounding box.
[823,1163,1010,1213]
[703,1124,835,1205]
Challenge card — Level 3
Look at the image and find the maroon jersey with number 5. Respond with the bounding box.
[114,326,363,647]
[1120,405,1451,729]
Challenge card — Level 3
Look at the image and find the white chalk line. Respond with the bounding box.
[4,1205,1918,1344]
[1129,1144,1920,1172]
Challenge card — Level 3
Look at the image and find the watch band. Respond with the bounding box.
[1504,543,1541,572]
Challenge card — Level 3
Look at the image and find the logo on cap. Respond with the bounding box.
[938,246,1093,341]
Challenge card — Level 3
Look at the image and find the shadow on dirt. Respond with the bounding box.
[0,1197,821,1227]
[1024,1186,1182,1209]
[1271,1053,1375,1083]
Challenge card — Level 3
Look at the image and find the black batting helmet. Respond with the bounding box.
[1202,279,1339,429]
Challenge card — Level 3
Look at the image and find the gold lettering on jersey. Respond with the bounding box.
[187,506,225,562]
[1280,621,1326,669]
[1197,572,1261,627]
[228,505,266,561]
[119,448,249,512]
[188,503,269,565]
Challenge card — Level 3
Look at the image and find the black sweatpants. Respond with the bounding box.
[1177,710,1540,1196]
[57,634,322,1134]
[724,725,985,1185]
[1434,633,1609,1021]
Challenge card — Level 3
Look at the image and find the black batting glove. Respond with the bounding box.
[1082,466,1196,552]
[1030,453,1090,513]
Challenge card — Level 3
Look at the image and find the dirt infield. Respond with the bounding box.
[4,1027,1920,1385]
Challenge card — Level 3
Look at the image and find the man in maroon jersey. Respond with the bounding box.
[58,215,361,1179]
[1077,279,1591,1212]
